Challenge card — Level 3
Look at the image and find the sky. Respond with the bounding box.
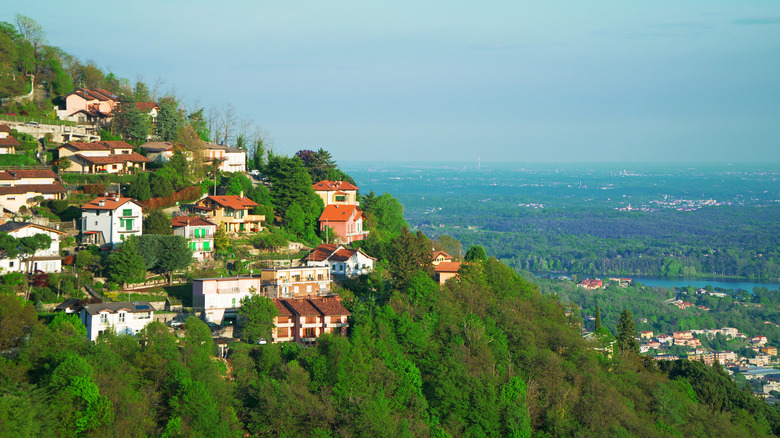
[5,1,780,163]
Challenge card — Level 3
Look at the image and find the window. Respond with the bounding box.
[122,208,132,217]
[190,242,196,251]
[94,221,98,226]
[278,327,289,337]
[125,219,133,230]
[203,241,210,251]
[232,298,236,307]
[100,313,108,324]
[9,261,14,268]
[293,286,299,295]
[304,328,316,338]
[335,195,346,202]
[137,312,151,320]
[306,285,312,293]
[118,312,125,322]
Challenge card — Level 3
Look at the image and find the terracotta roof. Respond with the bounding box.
[308,297,350,316]
[435,261,462,273]
[432,251,453,260]
[134,102,158,111]
[281,299,321,316]
[0,124,11,133]
[74,153,150,164]
[201,195,258,210]
[170,216,216,228]
[0,136,20,146]
[312,180,359,192]
[3,169,57,179]
[305,243,341,262]
[69,88,119,102]
[82,196,143,211]
[273,298,294,316]
[319,204,363,222]
[0,221,65,234]
[0,182,65,195]
[60,142,110,151]
[0,172,14,180]
[328,248,361,262]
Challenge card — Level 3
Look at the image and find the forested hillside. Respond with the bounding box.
[2,257,779,437]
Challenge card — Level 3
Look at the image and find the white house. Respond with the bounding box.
[304,243,376,277]
[200,144,246,173]
[0,221,65,273]
[0,169,66,213]
[81,196,144,247]
[80,301,155,341]
[171,216,217,261]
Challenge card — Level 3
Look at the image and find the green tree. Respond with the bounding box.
[128,173,152,201]
[150,174,174,198]
[238,295,278,343]
[464,245,488,262]
[214,226,230,254]
[155,96,183,141]
[594,306,603,332]
[107,237,146,286]
[155,236,192,284]
[295,148,338,183]
[56,157,72,173]
[0,294,38,350]
[143,210,172,235]
[111,96,150,142]
[387,228,433,290]
[19,233,52,274]
[616,309,639,354]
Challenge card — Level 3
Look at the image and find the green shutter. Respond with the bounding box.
[123,208,132,216]
[203,241,210,251]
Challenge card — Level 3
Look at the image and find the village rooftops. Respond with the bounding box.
[0,136,20,146]
[0,169,58,180]
[435,261,462,273]
[0,124,11,133]
[134,102,158,111]
[281,297,323,316]
[312,180,359,192]
[74,153,150,165]
[0,183,66,195]
[308,297,350,316]
[140,141,176,153]
[0,221,65,235]
[59,140,135,151]
[82,196,144,211]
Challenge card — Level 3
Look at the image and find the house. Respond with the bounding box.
[319,204,368,244]
[608,277,632,287]
[657,334,674,345]
[193,266,333,324]
[171,216,217,261]
[577,278,603,289]
[304,243,376,277]
[312,180,360,206]
[60,88,120,124]
[80,301,154,341]
[761,346,778,356]
[81,195,144,247]
[200,144,246,173]
[56,141,150,174]
[135,102,159,123]
[193,195,263,233]
[714,351,738,364]
[0,125,19,154]
[272,297,350,343]
[0,169,66,213]
[139,141,176,163]
[271,299,296,343]
[432,251,453,265]
[435,261,462,284]
[0,221,65,273]
[639,331,654,340]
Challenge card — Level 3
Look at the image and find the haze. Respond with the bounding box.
[6,1,780,163]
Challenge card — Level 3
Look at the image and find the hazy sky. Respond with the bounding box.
[6,1,780,162]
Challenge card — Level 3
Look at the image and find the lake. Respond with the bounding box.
[629,277,780,292]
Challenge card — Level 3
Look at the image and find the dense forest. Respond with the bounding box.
[2,257,780,437]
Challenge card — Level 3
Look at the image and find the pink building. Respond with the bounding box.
[319,204,369,244]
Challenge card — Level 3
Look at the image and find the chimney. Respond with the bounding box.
[240,191,244,199]
[115,194,120,202]
[98,200,105,207]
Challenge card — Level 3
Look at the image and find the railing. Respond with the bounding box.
[0,115,77,126]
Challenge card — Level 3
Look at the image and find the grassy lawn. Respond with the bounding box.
[142,283,193,307]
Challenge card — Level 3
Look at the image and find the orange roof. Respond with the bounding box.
[273,299,294,316]
[201,195,258,210]
[69,88,119,102]
[312,180,359,192]
[305,243,341,262]
[0,169,57,180]
[134,102,158,111]
[0,136,20,146]
[75,153,150,164]
[82,196,143,211]
[60,142,110,151]
[308,297,350,316]
[0,183,66,195]
[170,216,216,228]
[0,124,11,133]
[319,204,363,223]
[99,141,134,150]
[281,299,321,316]
[432,250,452,260]
[435,261,462,273]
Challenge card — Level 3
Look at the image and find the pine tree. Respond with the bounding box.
[616,309,639,354]
[107,237,146,286]
[595,306,603,332]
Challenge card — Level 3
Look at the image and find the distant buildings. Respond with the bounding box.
[312,180,360,206]
[0,169,66,213]
[171,216,217,261]
[0,124,20,154]
[319,204,368,244]
[271,297,350,344]
[304,243,376,277]
[193,195,262,233]
[56,141,150,174]
[577,278,603,290]
[201,143,246,173]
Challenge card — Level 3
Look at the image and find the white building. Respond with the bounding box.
[0,170,66,213]
[0,221,65,273]
[201,144,246,173]
[80,301,155,341]
[171,216,217,261]
[304,243,376,277]
[81,196,144,247]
